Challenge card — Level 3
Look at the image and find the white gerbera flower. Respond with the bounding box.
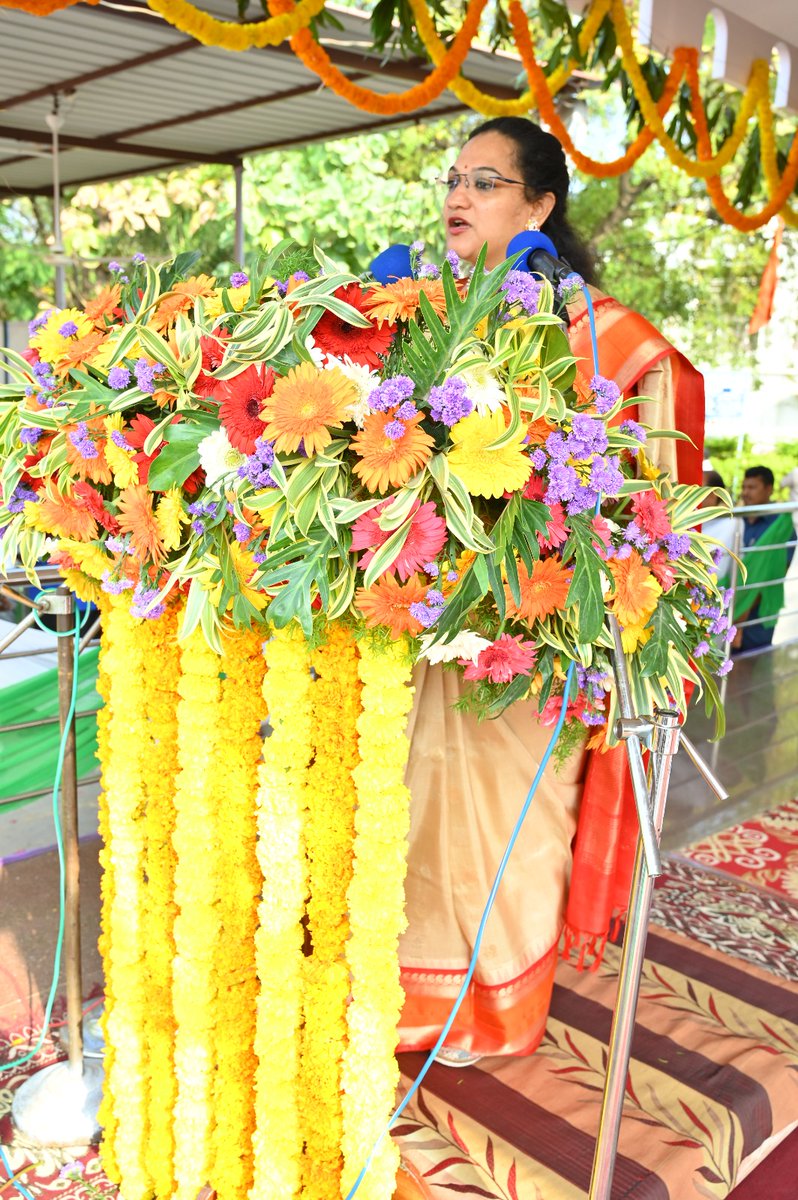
[304,335,326,369]
[418,629,492,665]
[461,361,505,416]
[197,428,246,491]
[325,354,380,428]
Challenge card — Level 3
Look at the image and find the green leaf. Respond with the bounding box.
[147,423,205,490]
[562,516,605,642]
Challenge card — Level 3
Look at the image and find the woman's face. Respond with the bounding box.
[442,131,536,270]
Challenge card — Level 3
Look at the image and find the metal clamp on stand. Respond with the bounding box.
[589,616,683,1200]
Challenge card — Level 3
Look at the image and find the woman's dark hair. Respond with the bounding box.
[467,117,598,285]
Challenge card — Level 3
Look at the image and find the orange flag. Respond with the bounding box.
[748,217,785,335]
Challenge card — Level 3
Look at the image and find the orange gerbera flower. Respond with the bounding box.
[261,361,355,456]
[27,482,98,542]
[364,278,447,325]
[505,555,572,625]
[608,550,662,628]
[54,331,109,375]
[355,573,427,638]
[83,284,121,324]
[116,484,165,565]
[352,410,434,494]
[150,274,216,332]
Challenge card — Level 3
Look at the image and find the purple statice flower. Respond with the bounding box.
[445,250,461,276]
[620,418,647,443]
[623,520,648,549]
[725,625,737,643]
[545,461,579,505]
[428,376,472,426]
[567,483,600,516]
[108,366,131,390]
[19,426,42,446]
[582,711,607,726]
[108,260,123,273]
[233,521,250,542]
[446,570,458,582]
[409,587,446,629]
[716,660,734,676]
[418,263,440,280]
[101,572,134,595]
[68,422,98,460]
[426,588,444,607]
[367,375,414,413]
[545,430,569,461]
[410,240,425,253]
[110,430,132,451]
[132,252,146,265]
[120,275,130,284]
[59,320,79,338]
[530,447,547,470]
[8,483,40,513]
[615,543,632,560]
[230,271,249,289]
[33,360,53,381]
[664,532,691,559]
[556,272,584,302]
[590,374,621,415]
[134,358,164,395]
[384,420,406,440]
[709,614,730,636]
[238,436,277,490]
[501,270,542,315]
[589,454,623,496]
[28,309,53,336]
[131,585,165,620]
[693,641,710,658]
[423,561,439,577]
[568,413,608,459]
[642,543,659,562]
[396,401,417,421]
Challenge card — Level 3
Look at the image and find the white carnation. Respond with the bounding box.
[197,428,246,491]
[418,629,492,665]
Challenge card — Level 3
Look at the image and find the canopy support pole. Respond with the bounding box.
[234,160,245,265]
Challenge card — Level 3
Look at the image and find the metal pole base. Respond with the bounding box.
[11,1059,103,1146]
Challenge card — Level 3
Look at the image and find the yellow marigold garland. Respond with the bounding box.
[96,595,154,1200]
[145,0,326,50]
[251,624,313,1200]
[139,601,182,1200]
[340,632,414,1200]
[300,622,362,1199]
[210,628,267,1200]
[171,628,223,1200]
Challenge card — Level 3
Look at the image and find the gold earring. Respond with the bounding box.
[526,216,539,232]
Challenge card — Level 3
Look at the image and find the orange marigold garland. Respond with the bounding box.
[210,628,267,1200]
[300,622,362,1199]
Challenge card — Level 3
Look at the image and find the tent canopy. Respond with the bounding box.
[0,0,528,199]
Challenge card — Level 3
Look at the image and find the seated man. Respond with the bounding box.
[732,466,796,653]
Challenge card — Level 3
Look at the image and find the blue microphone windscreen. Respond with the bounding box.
[369,244,413,284]
[506,230,558,271]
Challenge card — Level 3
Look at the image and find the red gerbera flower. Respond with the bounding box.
[522,472,546,501]
[73,481,120,534]
[461,634,537,684]
[216,364,275,454]
[193,328,229,398]
[647,548,678,590]
[538,501,568,550]
[311,284,396,369]
[126,413,160,485]
[351,499,447,581]
[631,490,672,540]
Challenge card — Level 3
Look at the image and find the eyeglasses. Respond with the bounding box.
[434,170,526,194]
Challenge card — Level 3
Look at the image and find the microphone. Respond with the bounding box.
[369,243,413,284]
[506,231,578,287]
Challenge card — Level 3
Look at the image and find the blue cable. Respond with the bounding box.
[0,591,85,1075]
[346,279,604,1197]
[0,1144,35,1200]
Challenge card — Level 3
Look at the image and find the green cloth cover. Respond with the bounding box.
[733,511,795,628]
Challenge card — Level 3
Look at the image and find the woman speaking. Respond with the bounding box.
[395,117,704,1066]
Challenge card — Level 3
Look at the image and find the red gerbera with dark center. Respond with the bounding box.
[216,364,276,454]
[73,481,120,534]
[193,328,230,398]
[311,283,396,369]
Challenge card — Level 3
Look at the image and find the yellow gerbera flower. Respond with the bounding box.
[446,408,531,498]
[30,307,94,366]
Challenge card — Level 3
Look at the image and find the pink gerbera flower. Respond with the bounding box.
[539,501,568,550]
[351,499,447,581]
[647,548,678,590]
[461,634,537,684]
[631,490,672,540]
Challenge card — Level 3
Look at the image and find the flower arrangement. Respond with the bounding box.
[1,242,732,743]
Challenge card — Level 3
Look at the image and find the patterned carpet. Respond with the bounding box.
[676,799,798,902]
